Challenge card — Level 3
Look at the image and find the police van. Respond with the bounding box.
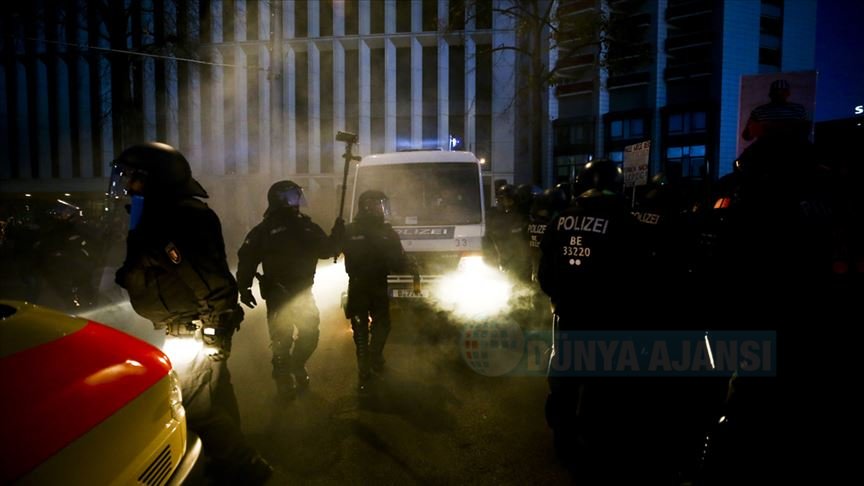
[349,150,486,299]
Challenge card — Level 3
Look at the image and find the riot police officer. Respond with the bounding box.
[339,190,419,393]
[110,142,272,483]
[486,183,532,282]
[236,180,343,400]
[538,159,647,480]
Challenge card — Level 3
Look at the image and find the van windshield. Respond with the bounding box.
[355,162,482,225]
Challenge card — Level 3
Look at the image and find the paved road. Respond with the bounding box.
[82,261,570,485]
[229,264,569,485]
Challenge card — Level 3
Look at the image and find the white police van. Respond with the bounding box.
[349,150,487,299]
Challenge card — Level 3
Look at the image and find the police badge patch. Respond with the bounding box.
[165,242,182,264]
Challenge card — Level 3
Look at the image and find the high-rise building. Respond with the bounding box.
[551,0,817,183]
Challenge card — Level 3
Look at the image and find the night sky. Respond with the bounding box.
[815,0,864,121]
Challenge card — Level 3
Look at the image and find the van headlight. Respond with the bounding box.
[434,255,513,320]
[168,369,185,421]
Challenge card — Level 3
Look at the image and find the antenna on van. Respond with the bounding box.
[335,130,362,262]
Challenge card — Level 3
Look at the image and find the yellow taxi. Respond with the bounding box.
[0,300,201,485]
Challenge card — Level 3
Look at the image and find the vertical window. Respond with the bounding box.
[691,111,706,131]
[476,0,493,29]
[321,0,333,37]
[370,48,385,154]
[223,0,235,42]
[321,50,333,173]
[630,118,644,138]
[668,114,683,133]
[476,44,492,166]
[449,45,465,151]
[423,0,438,31]
[397,47,412,149]
[422,46,438,147]
[345,47,358,135]
[449,0,466,31]
[610,120,623,138]
[247,51,259,172]
[296,51,308,173]
[246,0,258,40]
[295,1,308,38]
[200,0,212,42]
[370,1,384,34]
[665,145,707,178]
[345,1,358,35]
[397,0,412,32]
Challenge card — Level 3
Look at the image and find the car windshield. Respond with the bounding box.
[355,162,481,225]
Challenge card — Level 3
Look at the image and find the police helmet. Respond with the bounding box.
[577,159,622,193]
[266,180,307,216]
[357,190,390,221]
[108,142,207,199]
[545,187,570,213]
[553,182,573,202]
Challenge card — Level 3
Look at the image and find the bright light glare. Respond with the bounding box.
[433,257,512,320]
[313,259,349,311]
[162,335,203,368]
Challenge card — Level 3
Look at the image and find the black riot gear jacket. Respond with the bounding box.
[115,197,242,331]
[538,189,640,317]
[341,217,413,290]
[236,209,340,298]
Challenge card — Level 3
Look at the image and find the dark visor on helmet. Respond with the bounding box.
[274,186,308,207]
[108,161,148,199]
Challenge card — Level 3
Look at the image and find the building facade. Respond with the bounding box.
[1,0,535,251]
[551,0,817,184]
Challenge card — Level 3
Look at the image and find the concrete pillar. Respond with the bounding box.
[411,0,422,32]
[359,0,370,35]
[308,0,320,37]
[142,0,157,141]
[75,6,93,178]
[385,0,396,33]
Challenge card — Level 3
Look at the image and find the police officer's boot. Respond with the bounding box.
[369,318,391,374]
[271,343,295,401]
[351,316,372,393]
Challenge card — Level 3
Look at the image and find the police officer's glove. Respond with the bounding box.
[240,287,257,308]
[202,327,233,361]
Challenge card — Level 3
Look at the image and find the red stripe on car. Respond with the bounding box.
[0,321,170,482]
